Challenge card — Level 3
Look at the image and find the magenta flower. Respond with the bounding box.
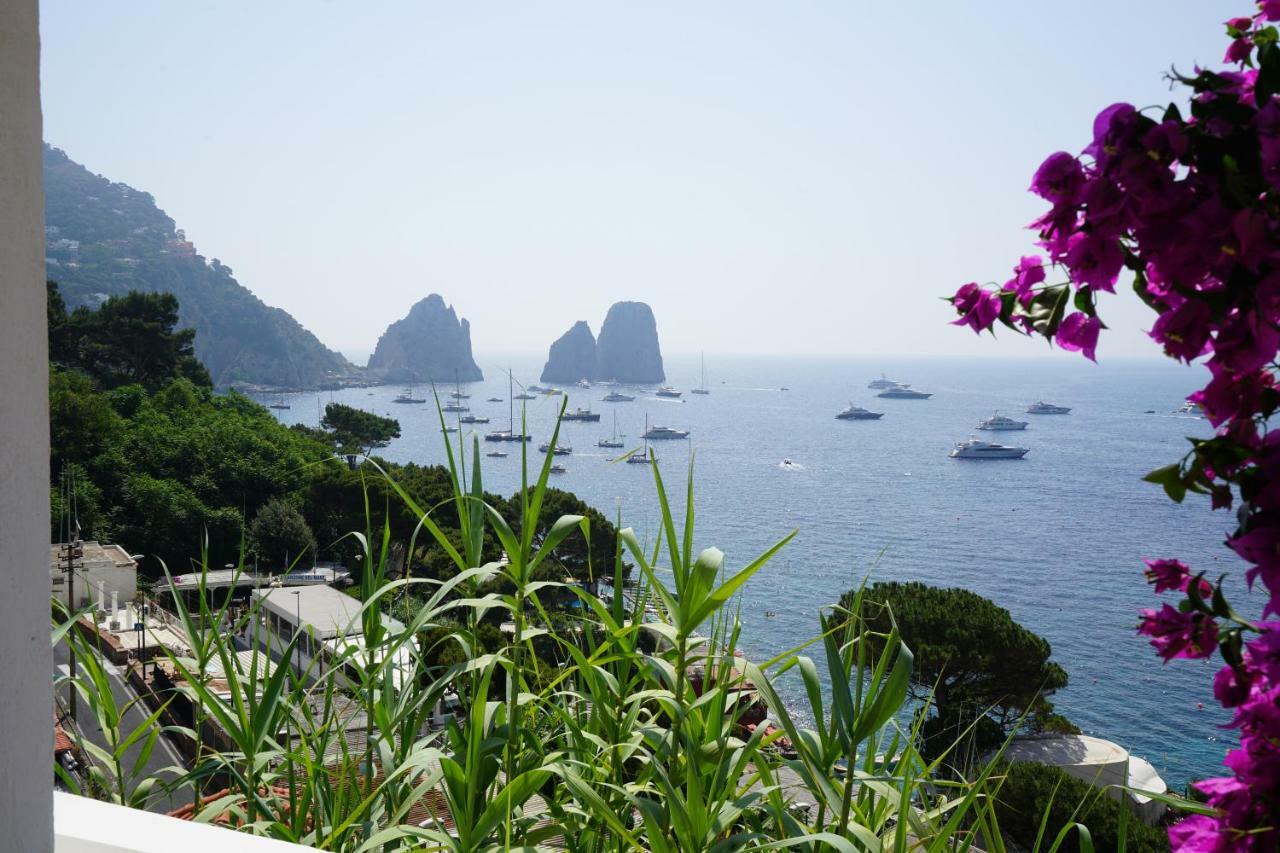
[1150,297,1213,361]
[1214,309,1280,374]
[1167,813,1230,852]
[1063,231,1125,292]
[951,283,1001,334]
[1029,152,1086,204]
[1003,255,1046,305]
[1265,0,1280,22]
[1084,103,1138,164]
[1225,34,1254,65]
[1137,603,1219,661]
[1143,557,1212,596]
[1055,312,1101,361]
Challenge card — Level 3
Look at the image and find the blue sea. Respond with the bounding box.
[259,354,1246,789]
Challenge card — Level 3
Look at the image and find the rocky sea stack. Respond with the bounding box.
[367,295,483,384]
[540,321,598,383]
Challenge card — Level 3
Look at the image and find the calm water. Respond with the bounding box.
[259,354,1244,788]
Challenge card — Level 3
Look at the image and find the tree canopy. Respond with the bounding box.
[247,498,318,571]
[320,403,401,455]
[849,581,1069,734]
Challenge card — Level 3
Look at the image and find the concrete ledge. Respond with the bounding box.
[54,792,319,852]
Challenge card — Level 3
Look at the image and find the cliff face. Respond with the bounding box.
[367,295,483,384]
[540,320,598,383]
[43,145,358,389]
[595,301,665,383]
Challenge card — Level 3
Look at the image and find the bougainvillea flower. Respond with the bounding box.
[1137,603,1219,660]
[1214,309,1280,374]
[1064,231,1125,292]
[950,283,1001,333]
[1149,297,1213,361]
[1055,312,1101,361]
[1029,152,1086,204]
[1143,557,1211,595]
[1084,102,1138,163]
[1002,255,1045,305]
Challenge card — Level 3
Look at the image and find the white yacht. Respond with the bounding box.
[485,450,508,458]
[691,352,711,395]
[602,391,635,402]
[877,385,932,399]
[949,438,1029,459]
[513,392,536,401]
[538,441,572,456]
[449,390,469,400]
[1027,401,1071,415]
[549,463,567,474]
[459,414,489,424]
[1176,400,1205,417]
[562,407,601,422]
[656,387,682,399]
[576,378,591,389]
[442,400,469,413]
[598,411,625,449]
[393,386,426,404]
[977,412,1028,431]
[836,404,883,420]
[868,374,900,390]
[643,424,690,440]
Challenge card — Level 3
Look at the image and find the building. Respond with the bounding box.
[50,541,139,610]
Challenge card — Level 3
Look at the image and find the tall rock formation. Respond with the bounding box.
[43,144,358,389]
[367,295,483,384]
[540,321,598,383]
[595,301,665,383]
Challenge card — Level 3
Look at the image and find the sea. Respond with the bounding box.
[256,353,1244,790]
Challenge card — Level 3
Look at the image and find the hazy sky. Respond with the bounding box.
[40,2,1240,361]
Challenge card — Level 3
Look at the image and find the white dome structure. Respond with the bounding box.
[1003,734,1168,825]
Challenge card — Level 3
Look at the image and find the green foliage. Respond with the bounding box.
[993,761,1170,853]
[246,497,317,571]
[850,581,1070,735]
[320,402,400,455]
[50,285,210,391]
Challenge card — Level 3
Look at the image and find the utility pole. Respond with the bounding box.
[59,466,84,722]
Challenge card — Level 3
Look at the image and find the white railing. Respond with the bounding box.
[54,792,319,852]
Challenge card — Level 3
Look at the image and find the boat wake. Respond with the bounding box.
[777,459,805,471]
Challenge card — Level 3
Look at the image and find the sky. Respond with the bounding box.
[40,1,1243,362]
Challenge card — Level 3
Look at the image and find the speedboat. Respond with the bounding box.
[442,401,469,413]
[643,424,690,440]
[1026,401,1071,415]
[1176,400,1205,417]
[487,397,503,403]
[459,414,489,424]
[836,404,883,420]
[877,385,932,399]
[562,407,601,422]
[538,442,572,455]
[549,463,567,474]
[949,438,1029,459]
[655,387,682,399]
[576,378,591,388]
[514,392,536,400]
[977,412,1028,431]
[868,374,899,390]
[602,391,635,402]
[485,450,508,458]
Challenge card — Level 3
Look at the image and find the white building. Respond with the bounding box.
[50,541,139,610]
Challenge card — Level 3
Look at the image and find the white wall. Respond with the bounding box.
[0,1,52,849]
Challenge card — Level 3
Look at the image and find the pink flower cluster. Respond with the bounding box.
[951,5,1280,849]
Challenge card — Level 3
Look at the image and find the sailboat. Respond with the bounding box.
[268,394,291,410]
[691,352,710,395]
[485,369,532,443]
[394,385,426,404]
[598,411,625,449]
[626,414,654,464]
[442,371,469,412]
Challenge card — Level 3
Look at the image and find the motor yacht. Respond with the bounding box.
[655,387,682,398]
[643,424,690,439]
[538,442,572,456]
[393,386,426,404]
[868,374,899,390]
[877,385,932,399]
[576,378,591,389]
[485,450,508,458]
[977,412,1028,431]
[949,438,1029,459]
[602,391,635,402]
[836,404,883,420]
[549,463,567,474]
[1176,400,1205,417]
[562,407,601,422]
[459,414,489,424]
[514,392,536,400]
[442,400,469,413]
[484,429,532,443]
[1026,400,1071,415]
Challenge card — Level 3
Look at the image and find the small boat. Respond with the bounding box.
[643,424,690,440]
[977,411,1028,431]
[836,404,883,420]
[485,429,531,443]
[485,450,508,458]
[655,387,682,399]
[538,442,573,456]
[459,414,490,424]
[486,370,533,442]
[576,378,591,389]
[514,392,536,400]
[268,395,291,410]
[550,463,567,474]
[602,391,635,402]
[1175,400,1205,417]
[527,385,548,393]
[598,411,625,449]
[543,387,564,396]
[562,407,601,422]
[443,426,459,433]
[868,374,899,390]
[949,437,1029,459]
[394,386,427,404]
[487,397,503,403]
[627,415,654,464]
[691,352,711,395]
[1027,400,1071,415]
[877,385,932,400]
[442,401,469,413]
[450,391,470,399]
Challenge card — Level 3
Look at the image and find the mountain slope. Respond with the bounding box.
[43,144,358,389]
[367,295,484,384]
